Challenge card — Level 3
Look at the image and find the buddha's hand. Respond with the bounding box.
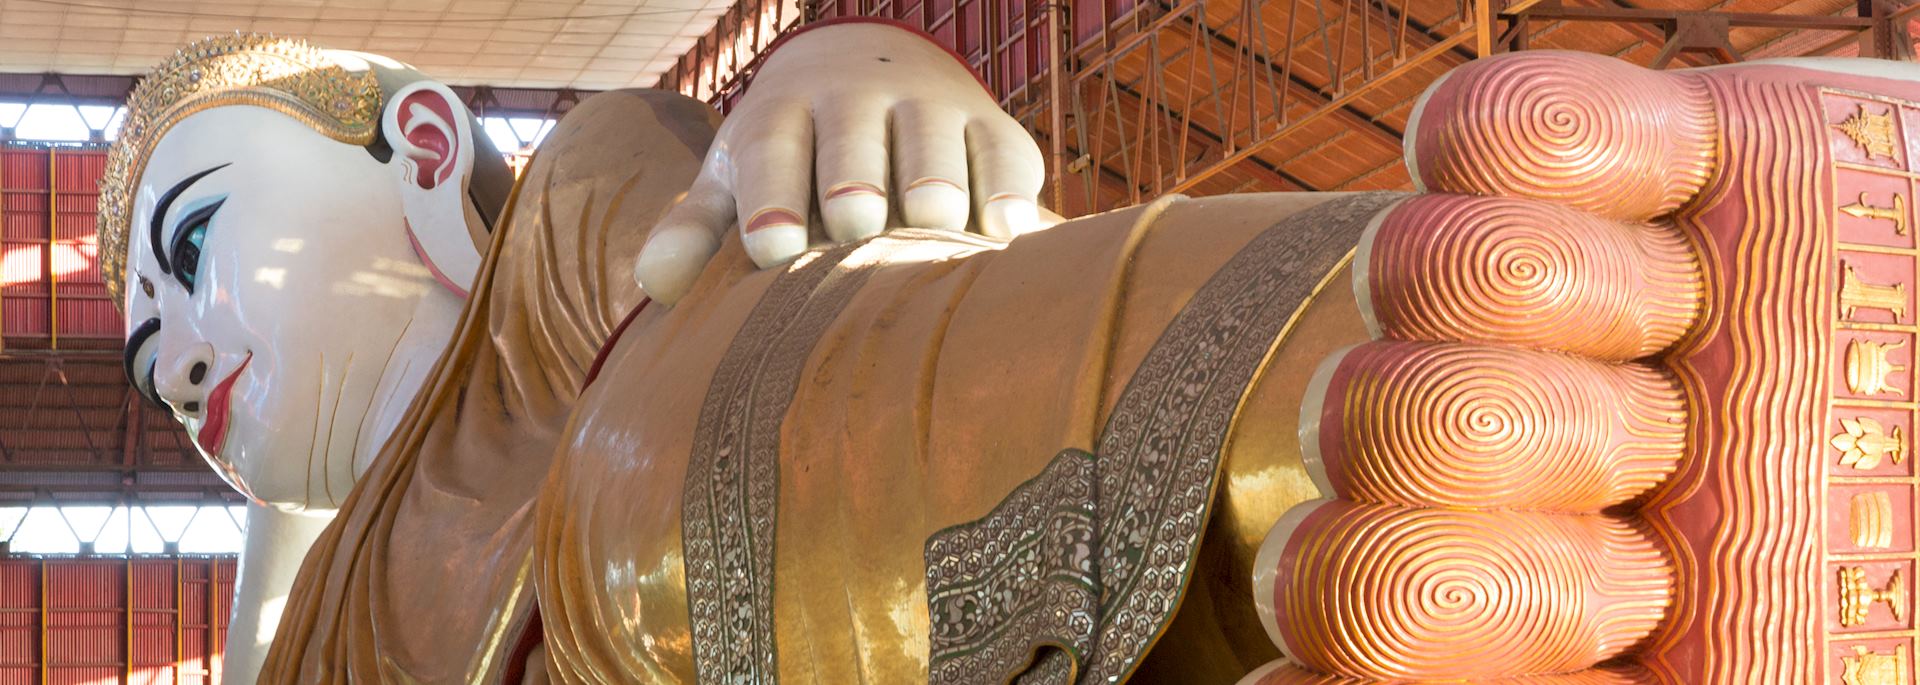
[634,20,1046,303]
[1253,52,1915,683]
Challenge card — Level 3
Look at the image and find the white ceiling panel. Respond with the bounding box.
[0,0,736,89]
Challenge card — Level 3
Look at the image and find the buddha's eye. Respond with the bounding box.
[169,197,223,293]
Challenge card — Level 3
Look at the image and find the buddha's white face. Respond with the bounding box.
[121,105,450,511]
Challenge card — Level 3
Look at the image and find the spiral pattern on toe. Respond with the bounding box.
[1272,503,1672,680]
[1366,195,1703,360]
[1243,661,1658,684]
[1411,51,1715,222]
[1312,342,1684,510]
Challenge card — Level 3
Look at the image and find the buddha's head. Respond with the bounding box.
[103,36,513,511]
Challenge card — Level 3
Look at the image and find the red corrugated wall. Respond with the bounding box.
[1,145,117,351]
[0,557,235,685]
[794,0,1147,101]
[661,0,1106,113]
[810,0,1055,102]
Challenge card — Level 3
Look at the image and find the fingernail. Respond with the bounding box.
[825,181,884,201]
[982,194,1039,237]
[904,178,967,231]
[823,182,887,241]
[743,207,805,235]
[737,214,806,268]
[634,226,718,304]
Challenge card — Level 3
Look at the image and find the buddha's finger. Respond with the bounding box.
[730,104,815,268]
[634,175,732,305]
[892,101,972,231]
[1300,341,1683,512]
[1253,500,1672,682]
[814,98,890,243]
[964,117,1044,238]
[1407,51,1715,223]
[1362,194,1702,361]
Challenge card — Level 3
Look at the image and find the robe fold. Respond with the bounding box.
[260,89,719,685]
[265,84,1389,685]
[538,190,1394,682]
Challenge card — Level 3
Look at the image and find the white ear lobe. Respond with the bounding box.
[381,81,482,297]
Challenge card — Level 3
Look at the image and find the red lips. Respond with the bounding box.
[196,352,251,456]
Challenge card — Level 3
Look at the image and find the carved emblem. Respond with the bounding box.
[1851,492,1895,548]
[1836,103,1900,160]
[1839,566,1906,627]
[1833,417,1908,470]
[1842,192,1909,235]
[1843,644,1909,685]
[1842,263,1909,321]
[1846,338,1909,396]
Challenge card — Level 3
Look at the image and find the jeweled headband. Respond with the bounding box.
[98,34,383,307]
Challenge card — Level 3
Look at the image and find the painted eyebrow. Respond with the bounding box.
[148,163,230,273]
[124,317,162,406]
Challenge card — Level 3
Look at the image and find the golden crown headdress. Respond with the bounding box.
[99,34,383,307]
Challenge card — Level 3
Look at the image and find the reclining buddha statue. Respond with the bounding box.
[104,21,1920,685]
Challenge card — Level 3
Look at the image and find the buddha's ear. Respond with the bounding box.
[381,81,481,298]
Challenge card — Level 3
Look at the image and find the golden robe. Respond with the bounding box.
[261,90,721,684]
[266,87,1387,684]
[536,193,1391,681]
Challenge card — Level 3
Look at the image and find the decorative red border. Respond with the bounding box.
[581,296,651,392]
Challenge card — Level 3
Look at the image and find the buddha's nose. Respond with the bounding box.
[154,342,216,417]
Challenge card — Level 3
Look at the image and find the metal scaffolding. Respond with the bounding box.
[662,0,1920,216]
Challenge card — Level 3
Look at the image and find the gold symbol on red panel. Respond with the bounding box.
[1839,566,1907,627]
[1842,263,1909,321]
[1834,417,1908,470]
[1851,492,1896,548]
[1846,338,1908,396]
[1842,192,1910,235]
[1843,644,1909,685]
[1837,103,1900,160]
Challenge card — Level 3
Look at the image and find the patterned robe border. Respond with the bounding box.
[921,191,1403,684]
[926,448,1101,685]
[682,242,877,683]
[1082,191,1401,682]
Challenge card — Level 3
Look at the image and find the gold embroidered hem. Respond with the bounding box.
[926,448,1099,685]
[538,191,1396,683]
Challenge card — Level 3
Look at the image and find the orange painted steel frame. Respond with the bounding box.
[48,149,55,351]
[662,0,1915,220]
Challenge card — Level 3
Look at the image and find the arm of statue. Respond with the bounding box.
[225,504,335,684]
[1250,53,1920,683]
[633,20,1049,303]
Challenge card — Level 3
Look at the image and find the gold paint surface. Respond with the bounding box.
[1839,192,1907,235]
[1849,492,1894,548]
[1846,337,1908,396]
[1835,103,1900,160]
[541,193,1383,683]
[1132,260,1370,684]
[1838,566,1907,627]
[1842,644,1909,685]
[1841,262,1908,322]
[1833,417,1907,470]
